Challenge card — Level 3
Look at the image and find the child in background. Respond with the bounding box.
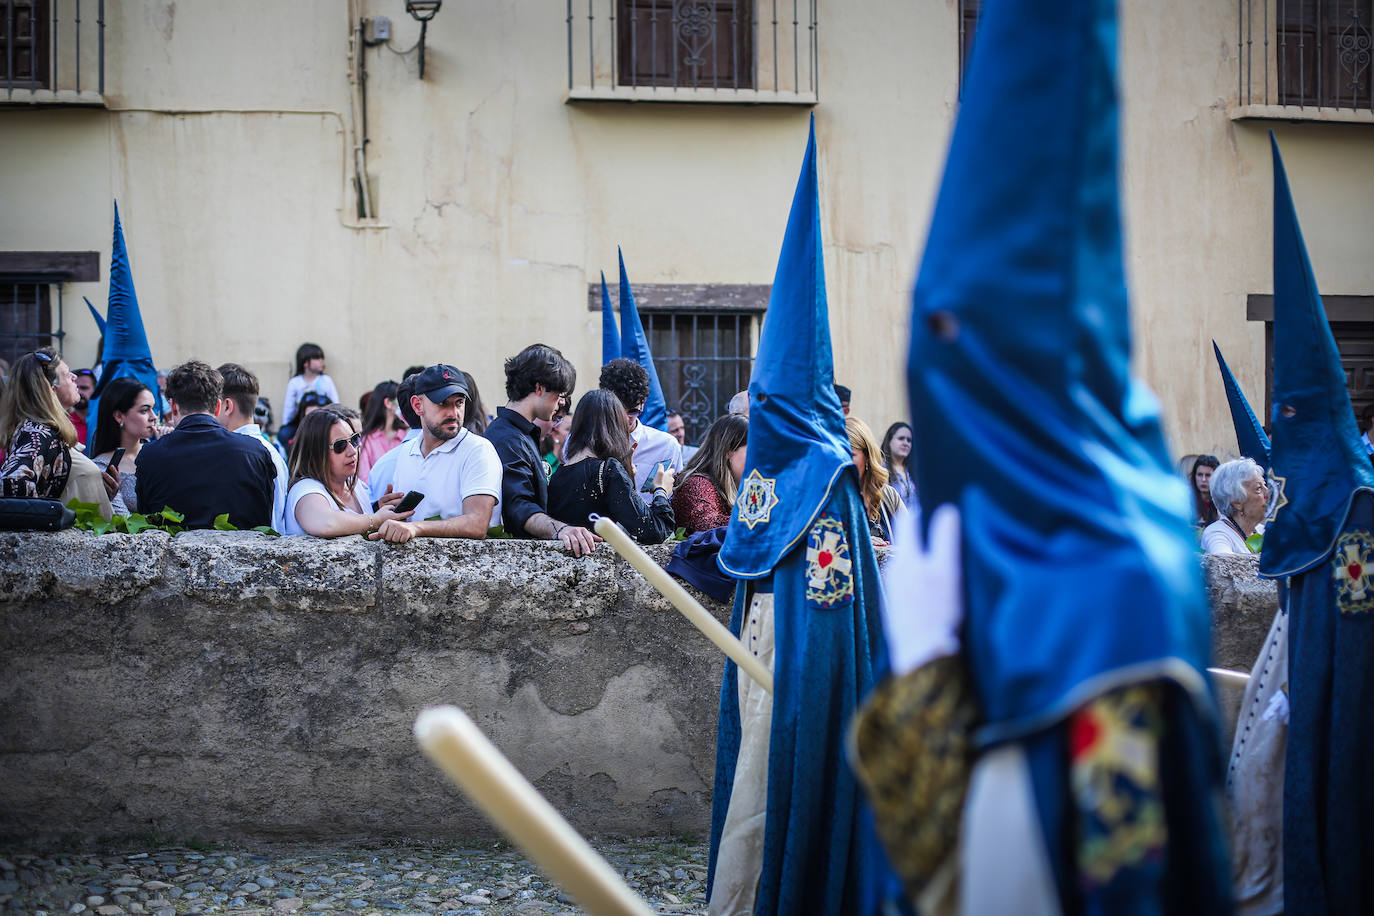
[281,342,340,429]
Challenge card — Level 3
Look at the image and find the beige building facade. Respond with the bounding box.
[2,0,1371,458]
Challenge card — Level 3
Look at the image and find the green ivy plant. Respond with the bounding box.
[66,500,278,537]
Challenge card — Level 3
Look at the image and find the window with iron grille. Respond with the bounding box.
[644,311,755,445]
[1276,0,1372,109]
[1,0,50,89]
[567,0,817,99]
[0,281,55,369]
[617,0,755,89]
[1,0,49,89]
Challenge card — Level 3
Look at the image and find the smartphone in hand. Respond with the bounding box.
[109,447,127,469]
[394,490,425,513]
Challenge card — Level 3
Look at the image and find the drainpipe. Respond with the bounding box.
[346,0,374,220]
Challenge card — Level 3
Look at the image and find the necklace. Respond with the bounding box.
[1223,514,1248,540]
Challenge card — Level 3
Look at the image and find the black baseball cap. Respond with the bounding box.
[414,364,469,404]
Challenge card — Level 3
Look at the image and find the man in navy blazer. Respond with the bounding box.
[136,360,276,530]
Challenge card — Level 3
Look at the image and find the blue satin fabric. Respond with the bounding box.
[706,480,893,914]
[718,117,851,580]
[1259,137,1374,579]
[903,0,1230,908]
[1213,341,1272,469]
[616,250,670,433]
[88,202,164,448]
[908,0,1214,746]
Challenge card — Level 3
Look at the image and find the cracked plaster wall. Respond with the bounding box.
[0,531,1275,844]
[2,3,1372,458]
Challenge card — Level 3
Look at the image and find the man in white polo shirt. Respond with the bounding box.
[371,364,502,542]
[599,358,682,502]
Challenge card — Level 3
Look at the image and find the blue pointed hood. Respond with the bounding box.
[719,115,851,579]
[1212,340,1271,469]
[600,271,621,365]
[84,296,107,337]
[906,0,1210,737]
[90,202,163,444]
[1259,136,1374,578]
[617,249,669,432]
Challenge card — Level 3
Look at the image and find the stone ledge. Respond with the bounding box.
[0,531,1277,844]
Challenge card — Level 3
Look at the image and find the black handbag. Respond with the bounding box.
[0,498,77,531]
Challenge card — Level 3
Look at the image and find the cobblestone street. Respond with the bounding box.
[0,839,709,916]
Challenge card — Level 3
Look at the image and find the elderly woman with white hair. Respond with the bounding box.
[1200,457,1269,554]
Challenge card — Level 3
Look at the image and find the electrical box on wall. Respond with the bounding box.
[363,17,391,44]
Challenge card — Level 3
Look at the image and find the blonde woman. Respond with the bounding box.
[846,416,904,546]
[0,349,116,517]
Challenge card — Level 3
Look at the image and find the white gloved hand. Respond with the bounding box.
[1262,686,1290,725]
[880,501,964,678]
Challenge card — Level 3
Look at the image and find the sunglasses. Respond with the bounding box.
[331,432,363,454]
[33,351,53,363]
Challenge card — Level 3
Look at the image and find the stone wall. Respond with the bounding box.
[0,532,1277,845]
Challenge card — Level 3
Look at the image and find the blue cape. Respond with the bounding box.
[616,250,669,432]
[1212,341,1271,469]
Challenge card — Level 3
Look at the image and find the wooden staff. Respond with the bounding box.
[1208,667,1251,689]
[592,515,774,695]
[414,706,654,916]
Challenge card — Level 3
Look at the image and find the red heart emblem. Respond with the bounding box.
[1349,563,1363,581]
[817,550,833,568]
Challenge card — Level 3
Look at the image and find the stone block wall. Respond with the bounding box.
[0,532,1277,844]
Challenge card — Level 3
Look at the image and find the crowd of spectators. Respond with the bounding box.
[0,342,928,564]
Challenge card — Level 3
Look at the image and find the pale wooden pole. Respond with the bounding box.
[592,515,773,694]
[1208,667,1251,689]
[414,706,654,916]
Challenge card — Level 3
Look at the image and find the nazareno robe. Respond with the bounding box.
[1284,491,1374,914]
[707,477,895,914]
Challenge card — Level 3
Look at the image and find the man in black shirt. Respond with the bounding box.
[136,360,275,530]
[483,344,597,556]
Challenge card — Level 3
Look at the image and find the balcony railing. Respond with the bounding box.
[1236,0,1372,114]
[2,0,106,102]
[566,0,818,104]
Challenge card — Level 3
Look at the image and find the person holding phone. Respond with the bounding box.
[547,390,676,544]
[91,377,159,515]
[283,406,414,539]
[598,358,683,503]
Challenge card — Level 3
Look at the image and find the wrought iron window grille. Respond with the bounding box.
[644,309,756,445]
[566,0,818,102]
[1237,0,1372,111]
[0,279,64,368]
[1,0,106,100]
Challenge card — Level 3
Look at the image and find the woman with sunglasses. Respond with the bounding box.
[284,406,414,539]
[1,349,117,515]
